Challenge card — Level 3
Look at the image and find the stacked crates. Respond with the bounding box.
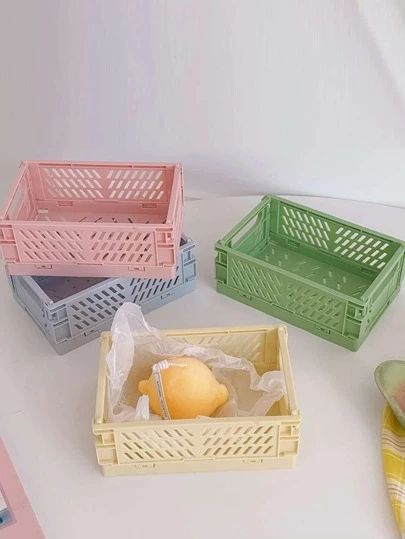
[0,161,196,353]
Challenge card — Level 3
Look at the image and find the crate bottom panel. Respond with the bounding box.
[13,278,196,354]
[217,281,401,352]
[6,262,177,279]
[100,455,297,476]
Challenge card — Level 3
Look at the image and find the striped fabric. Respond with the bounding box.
[382,405,405,537]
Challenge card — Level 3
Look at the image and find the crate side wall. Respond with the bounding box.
[271,197,400,275]
[32,162,175,203]
[232,208,269,254]
[94,415,300,473]
[223,251,348,335]
[217,280,363,350]
[4,163,36,221]
[12,222,161,268]
[362,254,405,337]
[10,275,49,334]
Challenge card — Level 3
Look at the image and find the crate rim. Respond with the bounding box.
[22,159,182,168]
[6,220,174,229]
[217,194,405,249]
[93,325,300,430]
[216,194,405,303]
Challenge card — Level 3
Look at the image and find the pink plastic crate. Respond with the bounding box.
[0,439,44,538]
[0,161,183,278]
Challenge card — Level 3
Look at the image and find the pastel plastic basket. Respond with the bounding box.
[0,161,183,278]
[93,325,300,476]
[9,236,196,355]
[215,196,405,351]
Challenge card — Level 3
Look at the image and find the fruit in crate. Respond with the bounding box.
[138,356,229,419]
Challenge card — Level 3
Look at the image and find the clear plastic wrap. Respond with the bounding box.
[106,303,285,422]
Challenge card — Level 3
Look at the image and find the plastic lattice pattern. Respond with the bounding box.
[116,423,277,463]
[41,166,168,201]
[15,229,155,265]
[280,203,392,270]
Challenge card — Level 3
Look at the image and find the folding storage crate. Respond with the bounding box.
[0,161,183,278]
[93,325,300,476]
[215,196,405,351]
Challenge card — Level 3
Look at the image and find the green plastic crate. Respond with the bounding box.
[215,196,405,351]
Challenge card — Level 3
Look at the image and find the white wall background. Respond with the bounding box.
[0,0,404,204]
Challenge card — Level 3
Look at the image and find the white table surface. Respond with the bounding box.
[1,195,405,539]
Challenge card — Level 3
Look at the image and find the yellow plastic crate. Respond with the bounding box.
[93,325,301,476]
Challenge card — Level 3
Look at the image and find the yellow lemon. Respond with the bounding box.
[138,356,229,419]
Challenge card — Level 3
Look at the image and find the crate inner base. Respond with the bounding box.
[33,276,106,302]
[250,237,373,299]
[32,208,167,224]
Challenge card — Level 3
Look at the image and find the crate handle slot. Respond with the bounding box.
[218,197,269,248]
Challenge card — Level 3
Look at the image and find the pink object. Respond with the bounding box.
[0,439,44,538]
[0,161,183,278]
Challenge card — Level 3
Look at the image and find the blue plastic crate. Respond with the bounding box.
[9,235,196,354]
